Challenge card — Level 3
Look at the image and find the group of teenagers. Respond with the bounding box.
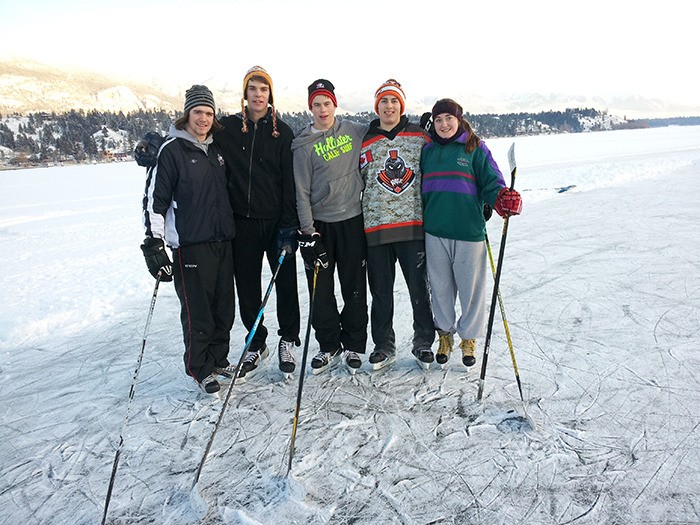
[140,66,523,395]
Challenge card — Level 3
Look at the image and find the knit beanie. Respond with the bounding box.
[184,85,215,114]
[242,65,274,105]
[307,79,337,110]
[240,65,279,138]
[374,79,406,115]
[431,98,463,121]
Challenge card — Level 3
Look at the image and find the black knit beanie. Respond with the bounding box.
[184,85,215,114]
[431,98,463,121]
[307,79,337,109]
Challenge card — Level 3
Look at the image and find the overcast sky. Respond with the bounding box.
[1,0,696,107]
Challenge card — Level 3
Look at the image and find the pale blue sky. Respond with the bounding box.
[1,0,696,107]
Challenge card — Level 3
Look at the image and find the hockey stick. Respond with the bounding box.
[190,251,286,511]
[287,261,320,474]
[101,273,162,525]
[484,231,536,429]
[484,231,524,401]
[477,143,516,402]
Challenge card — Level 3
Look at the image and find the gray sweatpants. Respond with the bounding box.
[425,232,487,340]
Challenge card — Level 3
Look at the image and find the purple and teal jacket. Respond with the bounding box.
[420,132,506,242]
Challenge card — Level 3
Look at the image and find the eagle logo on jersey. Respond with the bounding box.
[376,149,415,194]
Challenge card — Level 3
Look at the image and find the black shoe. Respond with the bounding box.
[311,347,342,374]
[239,344,270,378]
[369,350,396,370]
[344,351,362,370]
[278,338,296,374]
[412,348,434,370]
[198,374,220,394]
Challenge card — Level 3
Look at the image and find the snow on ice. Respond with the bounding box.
[1,126,699,524]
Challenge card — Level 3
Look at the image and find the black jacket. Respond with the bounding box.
[217,109,298,229]
[142,130,235,248]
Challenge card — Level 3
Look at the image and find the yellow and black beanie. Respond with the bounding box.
[241,65,279,137]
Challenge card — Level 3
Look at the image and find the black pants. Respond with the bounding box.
[172,241,235,383]
[305,214,368,354]
[367,240,435,354]
[232,217,300,351]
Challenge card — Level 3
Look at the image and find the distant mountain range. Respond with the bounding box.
[2,58,698,119]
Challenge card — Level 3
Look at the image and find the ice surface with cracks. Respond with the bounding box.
[1,126,699,524]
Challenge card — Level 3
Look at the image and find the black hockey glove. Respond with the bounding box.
[134,132,165,168]
[140,237,173,281]
[483,203,493,222]
[276,227,298,256]
[419,112,433,133]
[297,231,329,270]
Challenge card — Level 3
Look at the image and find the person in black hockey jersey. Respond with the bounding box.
[141,85,236,395]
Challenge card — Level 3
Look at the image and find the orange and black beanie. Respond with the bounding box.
[374,79,406,115]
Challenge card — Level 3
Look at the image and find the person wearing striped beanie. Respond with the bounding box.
[360,79,435,371]
[183,84,216,114]
[216,66,301,379]
[373,78,405,116]
[142,84,235,395]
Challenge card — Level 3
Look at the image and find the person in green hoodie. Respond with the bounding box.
[420,98,522,369]
[292,79,369,375]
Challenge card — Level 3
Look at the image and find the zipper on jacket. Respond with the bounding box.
[246,121,257,217]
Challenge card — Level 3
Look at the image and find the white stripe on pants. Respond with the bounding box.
[425,232,487,340]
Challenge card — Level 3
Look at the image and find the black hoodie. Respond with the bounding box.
[217,109,298,229]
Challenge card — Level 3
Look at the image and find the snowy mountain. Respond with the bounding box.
[0,59,182,115]
[3,59,699,119]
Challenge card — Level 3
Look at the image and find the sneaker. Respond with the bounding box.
[311,348,342,375]
[436,331,454,365]
[412,347,434,370]
[238,344,270,379]
[278,338,296,374]
[344,351,362,374]
[460,338,477,367]
[369,350,396,371]
[198,374,220,394]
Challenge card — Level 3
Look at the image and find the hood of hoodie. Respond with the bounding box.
[291,118,343,151]
[168,124,214,153]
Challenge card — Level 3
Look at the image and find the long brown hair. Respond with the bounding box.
[462,118,481,153]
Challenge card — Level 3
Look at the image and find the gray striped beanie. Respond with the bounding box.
[184,85,215,113]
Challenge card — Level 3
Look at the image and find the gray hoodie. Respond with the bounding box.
[292,118,369,233]
[168,124,213,151]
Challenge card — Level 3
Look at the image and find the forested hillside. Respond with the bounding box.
[2,107,695,168]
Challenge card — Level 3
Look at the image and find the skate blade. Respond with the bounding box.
[415,359,430,371]
[346,361,363,375]
[311,355,342,375]
[372,354,397,371]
